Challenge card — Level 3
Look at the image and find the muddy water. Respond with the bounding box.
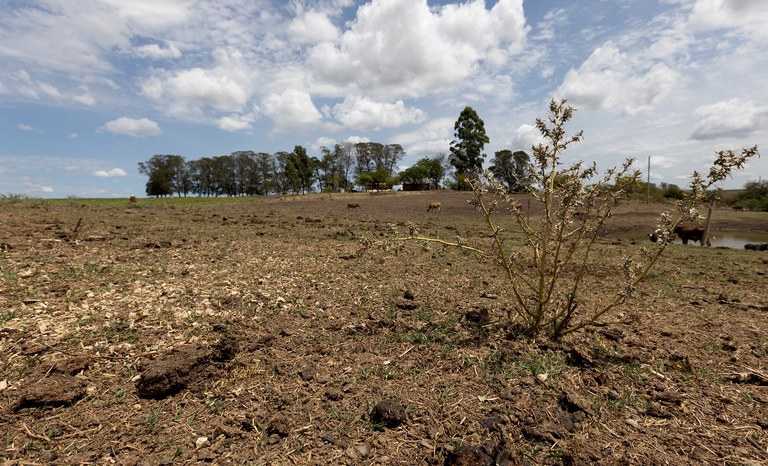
[623,230,768,249]
[707,231,768,248]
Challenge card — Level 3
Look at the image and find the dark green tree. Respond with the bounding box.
[138,154,186,197]
[338,143,357,191]
[354,142,381,177]
[398,164,429,188]
[273,151,291,194]
[187,157,216,196]
[450,106,489,188]
[357,168,393,190]
[232,151,259,196]
[256,152,277,194]
[211,155,237,196]
[318,146,346,192]
[382,144,405,176]
[311,156,327,192]
[399,156,446,189]
[734,180,768,211]
[490,150,532,193]
[421,155,447,189]
[285,146,314,194]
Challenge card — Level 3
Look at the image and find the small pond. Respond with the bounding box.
[621,230,768,249]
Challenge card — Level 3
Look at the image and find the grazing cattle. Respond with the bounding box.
[427,202,441,212]
[744,243,768,251]
[347,203,360,209]
[129,195,138,204]
[673,226,711,246]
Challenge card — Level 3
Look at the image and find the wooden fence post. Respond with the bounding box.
[701,198,716,247]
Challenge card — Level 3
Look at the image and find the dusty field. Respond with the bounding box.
[1,191,767,465]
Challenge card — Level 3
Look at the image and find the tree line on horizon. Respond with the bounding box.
[138,106,538,198]
[141,104,756,202]
[138,142,440,197]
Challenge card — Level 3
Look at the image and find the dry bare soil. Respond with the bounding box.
[1,191,767,465]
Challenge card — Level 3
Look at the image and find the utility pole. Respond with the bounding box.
[646,156,651,204]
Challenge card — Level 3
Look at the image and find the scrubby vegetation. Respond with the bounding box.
[732,180,768,211]
[375,100,758,340]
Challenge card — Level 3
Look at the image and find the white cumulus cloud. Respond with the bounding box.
[22,177,54,193]
[141,48,257,117]
[134,42,182,59]
[93,168,127,177]
[216,113,256,132]
[393,117,454,157]
[288,10,339,44]
[556,44,679,116]
[262,89,323,132]
[332,96,426,131]
[102,117,161,137]
[688,0,768,40]
[507,124,544,152]
[308,0,527,99]
[649,155,679,169]
[691,98,766,140]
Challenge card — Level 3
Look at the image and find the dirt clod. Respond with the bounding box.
[346,442,371,460]
[395,298,419,310]
[135,339,236,399]
[464,306,489,324]
[370,399,407,427]
[445,445,493,466]
[299,367,316,381]
[12,373,86,412]
[266,416,291,437]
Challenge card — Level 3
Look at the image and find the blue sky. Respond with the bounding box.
[1,0,766,198]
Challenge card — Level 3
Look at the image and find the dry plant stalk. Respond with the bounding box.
[368,99,758,340]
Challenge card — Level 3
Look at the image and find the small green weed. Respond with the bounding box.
[146,409,162,434]
[594,389,640,414]
[359,364,398,380]
[482,350,515,376]
[416,307,435,322]
[516,352,566,378]
[2,269,18,284]
[438,387,458,403]
[208,397,228,414]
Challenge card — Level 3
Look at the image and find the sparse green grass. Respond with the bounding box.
[416,307,435,322]
[387,319,457,346]
[751,339,768,358]
[97,322,139,343]
[594,389,641,413]
[207,397,228,414]
[694,368,723,383]
[438,387,458,403]
[146,409,162,434]
[359,363,398,380]
[2,270,18,284]
[481,350,515,377]
[515,352,567,378]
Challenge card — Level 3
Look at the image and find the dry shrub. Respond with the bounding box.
[371,100,758,340]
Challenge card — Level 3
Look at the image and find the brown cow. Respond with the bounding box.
[427,202,441,212]
[347,203,360,209]
[129,195,138,204]
[673,226,711,246]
